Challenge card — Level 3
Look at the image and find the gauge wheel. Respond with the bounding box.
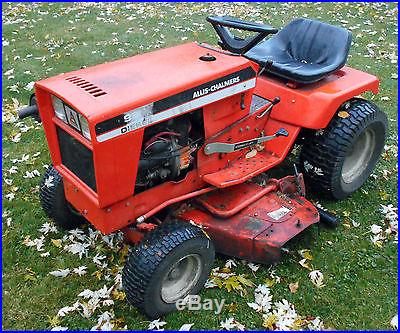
[122,220,215,318]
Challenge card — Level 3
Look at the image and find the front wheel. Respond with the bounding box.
[122,221,215,318]
[39,166,86,229]
[299,98,387,200]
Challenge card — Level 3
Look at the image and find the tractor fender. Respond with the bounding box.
[255,66,379,130]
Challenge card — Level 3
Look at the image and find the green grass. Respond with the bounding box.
[2,2,398,331]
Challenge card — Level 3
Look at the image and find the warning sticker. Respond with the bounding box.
[267,206,291,221]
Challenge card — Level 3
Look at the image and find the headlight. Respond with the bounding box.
[78,114,91,141]
[51,94,91,141]
[51,95,67,123]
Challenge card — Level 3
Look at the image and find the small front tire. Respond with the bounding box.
[122,221,215,319]
[39,166,85,229]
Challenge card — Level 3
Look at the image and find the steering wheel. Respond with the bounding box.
[207,15,278,54]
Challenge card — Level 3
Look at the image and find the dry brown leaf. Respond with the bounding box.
[289,281,299,293]
[226,302,238,312]
[338,111,350,118]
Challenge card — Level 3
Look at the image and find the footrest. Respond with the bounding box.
[202,150,280,188]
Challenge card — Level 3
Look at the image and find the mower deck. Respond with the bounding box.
[179,179,319,263]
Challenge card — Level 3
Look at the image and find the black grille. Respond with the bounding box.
[57,127,96,192]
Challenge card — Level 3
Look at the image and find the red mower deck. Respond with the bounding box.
[179,176,319,263]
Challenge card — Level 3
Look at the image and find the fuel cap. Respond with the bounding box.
[199,53,216,61]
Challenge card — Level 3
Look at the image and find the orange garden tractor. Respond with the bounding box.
[18,16,387,318]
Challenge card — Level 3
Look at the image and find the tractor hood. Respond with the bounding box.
[36,42,257,141]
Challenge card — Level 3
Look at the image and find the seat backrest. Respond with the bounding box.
[276,18,352,67]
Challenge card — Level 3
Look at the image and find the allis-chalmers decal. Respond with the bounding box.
[95,67,256,142]
[192,76,240,98]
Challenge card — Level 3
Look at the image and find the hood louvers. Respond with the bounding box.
[65,76,107,97]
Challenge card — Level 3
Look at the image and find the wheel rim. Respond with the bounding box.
[342,128,376,184]
[161,254,202,303]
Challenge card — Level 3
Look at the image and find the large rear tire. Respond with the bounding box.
[299,99,387,200]
[39,166,86,229]
[122,221,215,319]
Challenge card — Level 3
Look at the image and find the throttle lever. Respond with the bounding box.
[256,96,280,119]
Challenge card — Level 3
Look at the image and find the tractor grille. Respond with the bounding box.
[57,127,96,192]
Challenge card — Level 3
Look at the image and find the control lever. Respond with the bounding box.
[256,96,280,119]
[258,60,273,76]
[204,128,289,155]
[293,163,305,197]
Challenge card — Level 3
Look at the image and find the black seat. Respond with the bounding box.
[244,18,352,84]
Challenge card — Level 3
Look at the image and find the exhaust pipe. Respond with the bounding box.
[18,104,39,119]
[17,93,41,122]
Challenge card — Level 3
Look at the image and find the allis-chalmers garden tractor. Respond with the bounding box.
[18,16,387,318]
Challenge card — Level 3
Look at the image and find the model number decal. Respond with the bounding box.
[233,139,258,151]
[267,207,291,220]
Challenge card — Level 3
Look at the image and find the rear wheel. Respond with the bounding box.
[299,99,387,200]
[39,166,85,229]
[122,221,215,318]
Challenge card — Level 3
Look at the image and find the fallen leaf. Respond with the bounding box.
[289,282,299,293]
[111,289,126,301]
[309,270,325,288]
[390,314,398,329]
[338,111,350,118]
[298,249,313,260]
[92,270,103,280]
[148,318,167,330]
[226,302,238,312]
[299,258,314,271]
[264,278,276,287]
[48,315,61,328]
[49,269,70,278]
[262,314,277,330]
[179,323,194,331]
[51,239,62,248]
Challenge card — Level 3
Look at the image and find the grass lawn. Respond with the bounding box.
[2,2,398,331]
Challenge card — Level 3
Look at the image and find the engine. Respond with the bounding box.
[135,111,204,192]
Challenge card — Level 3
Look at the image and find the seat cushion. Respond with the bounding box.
[245,18,352,84]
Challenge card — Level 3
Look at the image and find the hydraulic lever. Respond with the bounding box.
[256,96,281,118]
[204,128,288,155]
